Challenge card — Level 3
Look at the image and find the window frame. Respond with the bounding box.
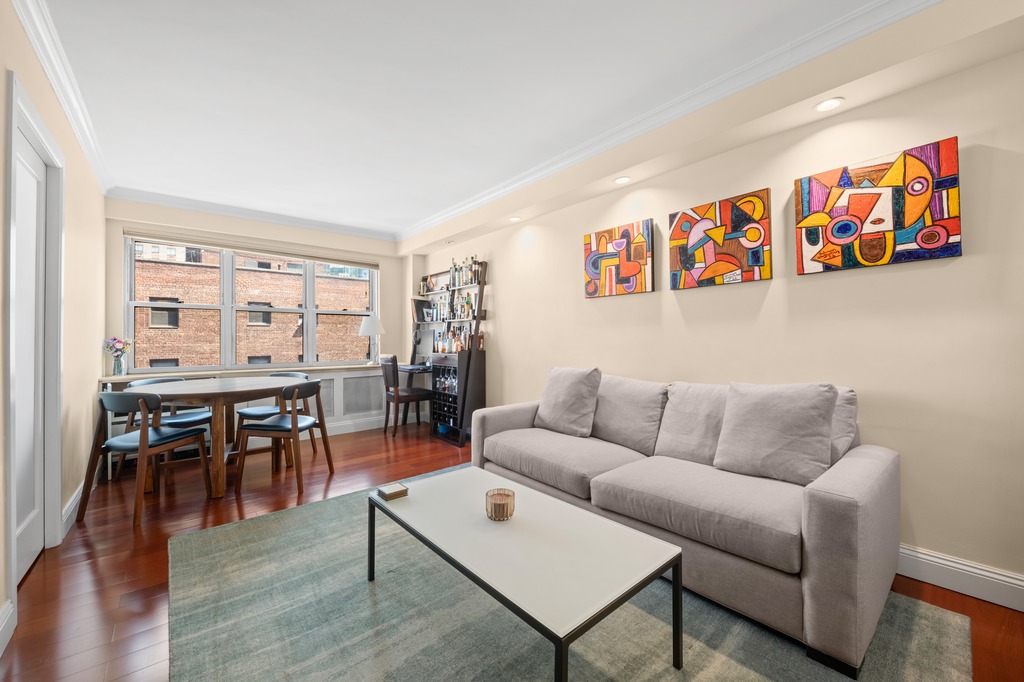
[124,238,378,373]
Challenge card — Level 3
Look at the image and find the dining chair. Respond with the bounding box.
[120,376,212,480]
[77,392,211,526]
[380,355,431,437]
[233,371,319,457]
[234,380,334,495]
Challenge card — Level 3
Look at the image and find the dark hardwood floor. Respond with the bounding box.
[1,425,1020,680]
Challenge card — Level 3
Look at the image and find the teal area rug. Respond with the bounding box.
[169,485,971,681]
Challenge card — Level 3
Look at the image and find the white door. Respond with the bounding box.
[11,129,46,583]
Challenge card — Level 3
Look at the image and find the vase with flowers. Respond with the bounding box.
[103,337,132,376]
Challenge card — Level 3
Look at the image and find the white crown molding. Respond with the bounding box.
[106,187,400,242]
[11,0,112,189]
[402,0,941,238]
[898,544,1024,612]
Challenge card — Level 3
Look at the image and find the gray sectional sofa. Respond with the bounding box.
[471,368,900,677]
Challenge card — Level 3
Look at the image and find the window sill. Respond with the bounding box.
[99,363,381,387]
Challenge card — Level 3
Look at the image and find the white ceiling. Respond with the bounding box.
[41,0,939,241]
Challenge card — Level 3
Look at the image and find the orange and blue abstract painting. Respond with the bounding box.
[795,137,961,274]
[584,219,653,298]
[668,188,772,289]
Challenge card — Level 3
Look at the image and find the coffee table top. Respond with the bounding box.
[374,467,680,638]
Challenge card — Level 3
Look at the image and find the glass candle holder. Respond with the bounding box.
[485,488,515,521]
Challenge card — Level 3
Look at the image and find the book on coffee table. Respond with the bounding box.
[376,483,408,501]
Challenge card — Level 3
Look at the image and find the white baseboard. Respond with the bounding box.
[898,544,1024,612]
[0,599,15,658]
[60,482,82,540]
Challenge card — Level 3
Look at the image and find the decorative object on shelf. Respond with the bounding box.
[668,188,772,289]
[103,337,132,376]
[485,488,515,521]
[584,219,653,298]
[795,136,961,274]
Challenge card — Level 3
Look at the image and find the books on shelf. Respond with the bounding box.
[376,482,408,501]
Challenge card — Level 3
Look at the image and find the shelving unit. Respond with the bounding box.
[413,259,488,446]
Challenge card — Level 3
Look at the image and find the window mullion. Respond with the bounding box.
[223,249,235,368]
[304,261,315,365]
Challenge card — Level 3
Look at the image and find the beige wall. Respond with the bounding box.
[423,50,1024,575]
[1,0,107,604]
[104,200,405,364]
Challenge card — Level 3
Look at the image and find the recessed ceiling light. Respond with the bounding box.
[509,216,522,222]
[814,97,845,112]
[614,176,631,185]
[444,240,456,245]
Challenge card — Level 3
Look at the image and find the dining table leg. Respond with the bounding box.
[209,396,227,497]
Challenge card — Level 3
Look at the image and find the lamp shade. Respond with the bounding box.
[358,315,384,336]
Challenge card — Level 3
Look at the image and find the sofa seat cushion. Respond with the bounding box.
[591,456,804,573]
[483,428,645,499]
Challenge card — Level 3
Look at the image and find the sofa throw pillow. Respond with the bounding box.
[653,382,729,465]
[713,382,838,486]
[591,375,668,456]
[831,386,858,464]
[534,367,602,437]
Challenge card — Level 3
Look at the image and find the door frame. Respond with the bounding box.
[2,71,65,651]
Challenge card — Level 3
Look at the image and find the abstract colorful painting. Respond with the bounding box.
[794,137,961,274]
[668,188,772,289]
[584,219,653,298]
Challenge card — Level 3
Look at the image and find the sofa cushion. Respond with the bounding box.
[831,386,858,464]
[591,375,668,457]
[534,367,602,437]
[483,428,644,499]
[653,382,728,465]
[591,456,804,573]
[714,382,838,486]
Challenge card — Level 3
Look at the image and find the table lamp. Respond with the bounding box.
[358,314,385,363]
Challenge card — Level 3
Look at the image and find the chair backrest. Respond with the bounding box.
[100,391,161,415]
[282,380,320,403]
[270,371,310,380]
[380,355,399,390]
[126,376,185,388]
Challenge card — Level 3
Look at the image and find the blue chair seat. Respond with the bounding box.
[237,404,303,420]
[105,426,208,452]
[241,414,316,433]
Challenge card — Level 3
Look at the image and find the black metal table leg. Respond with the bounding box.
[673,556,682,670]
[368,498,376,581]
[554,639,569,682]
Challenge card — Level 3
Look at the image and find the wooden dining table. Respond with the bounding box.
[124,376,305,498]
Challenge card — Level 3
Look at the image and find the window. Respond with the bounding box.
[149,296,180,328]
[247,301,272,326]
[126,239,377,372]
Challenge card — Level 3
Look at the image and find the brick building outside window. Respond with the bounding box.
[128,240,375,370]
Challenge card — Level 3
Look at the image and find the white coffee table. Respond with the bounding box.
[367,467,682,680]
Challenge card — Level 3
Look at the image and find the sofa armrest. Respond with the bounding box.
[471,401,540,468]
[802,444,900,669]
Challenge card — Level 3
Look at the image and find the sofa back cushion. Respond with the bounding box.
[713,382,838,486]
[831,386,858,464]
[653,382,728,465]
[534,367,602,437]
[591,375,668,456]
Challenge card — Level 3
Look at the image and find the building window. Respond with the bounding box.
[126,239,377,372]
[247,302,272,326]
[150,358,180,368]
[148,297,180,328]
